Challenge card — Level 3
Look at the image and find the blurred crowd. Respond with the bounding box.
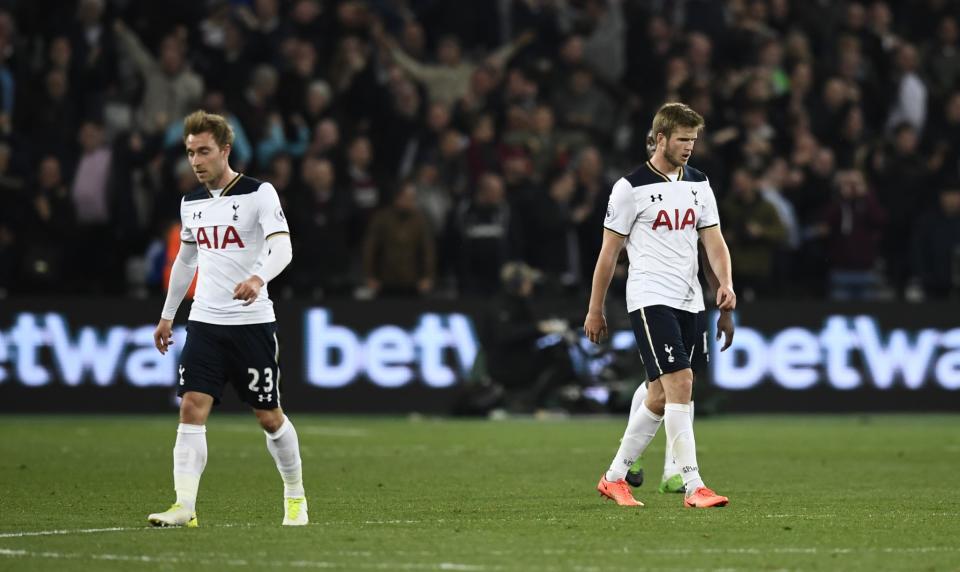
[1,0,959,301]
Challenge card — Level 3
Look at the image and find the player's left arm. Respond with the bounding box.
[698,226,735,312]
[233,184,292,306]
[698,242,734,350]
[697,180,735,313]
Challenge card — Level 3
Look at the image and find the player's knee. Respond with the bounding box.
[645,393,666,416]
[179,393,212,425]
[256,408,285,433]
[663,370,693,402]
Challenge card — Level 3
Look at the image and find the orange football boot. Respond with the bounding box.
[597,475,644,507]
[683,486,729,508]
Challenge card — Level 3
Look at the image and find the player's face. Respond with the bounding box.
[185,132,230,186]
[662,127,699,168]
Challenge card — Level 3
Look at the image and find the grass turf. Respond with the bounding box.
[0,414,957,571]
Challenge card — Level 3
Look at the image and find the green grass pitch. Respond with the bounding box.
[1,414,957,571]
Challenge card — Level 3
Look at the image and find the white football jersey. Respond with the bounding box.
[603,161,720,313]
[179,174,290,325]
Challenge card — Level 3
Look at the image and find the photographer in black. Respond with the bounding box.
[471,262,578,414]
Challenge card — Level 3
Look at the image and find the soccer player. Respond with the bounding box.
[148,110,307,527]
[585,102,736,508]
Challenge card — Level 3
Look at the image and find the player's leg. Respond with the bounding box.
[230,322,308,525]
[171,393,212,518]
[596,307,673,506]
[149,322,226,527]
[254,406,308,525]
[658,310,727,507]
[658,399,691,494]
[624,382,649,486]
[661,312,706,493]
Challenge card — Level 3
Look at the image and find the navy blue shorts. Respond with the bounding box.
[629,305,699,382]
[177,320,282,409]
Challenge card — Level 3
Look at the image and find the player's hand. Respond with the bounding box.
[233,276,264,306]
[583,311,607,344]
[716,311,735,352]
[716,285,736,312]
[154,319,174,355]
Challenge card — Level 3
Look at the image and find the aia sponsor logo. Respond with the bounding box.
[196,226,245,249]
[652,208,696,231]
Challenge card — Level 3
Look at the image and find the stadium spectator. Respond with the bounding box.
[71,119,120,292]
[572,146,609,284]
[552,66,615,143]
[870,122,933,295]
[344,134,383,241]
[362,180,435,297]
[925,17,960,109]
[910,187,960,300]
[821,168,887,300]
[380,28,531,105]
[290,156,351,298]
[454,173,518,296]
[885,42,927,133]
[113,21,204,134]
[927,91,960,181]
[720,167,787,299]
[759,156,801,272]
[527,170,579,290]
[21,156,77,292]
[70,0,118,115]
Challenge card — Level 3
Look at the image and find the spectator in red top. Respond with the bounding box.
[821,168,887,300]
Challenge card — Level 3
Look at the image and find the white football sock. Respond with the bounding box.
[265,415,305,498]
[173,423,207,511]
[629,382,648,417]
[663,400,694,479]
[664,403,704,493]
[605,403,662,482]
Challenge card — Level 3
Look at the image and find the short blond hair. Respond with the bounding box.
[183,110,234,149]
[651,102,705,140]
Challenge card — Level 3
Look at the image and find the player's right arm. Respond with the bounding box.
[154,226,199,354]
[585,178,637,344]
[584,229,627,344]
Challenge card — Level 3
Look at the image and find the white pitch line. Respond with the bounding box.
[0,522,253,539]
[0,521,455,539]
[0,548,495,571]
[0,527,141,539]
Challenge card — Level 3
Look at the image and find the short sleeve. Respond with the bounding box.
[256,183,291,238]
[697,180,720,230]
[603,178,638,237]
[179,200,196,242]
